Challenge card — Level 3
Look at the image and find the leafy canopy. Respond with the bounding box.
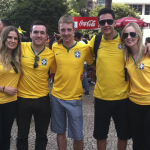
[3,0,68,35]
[80,3,141,39]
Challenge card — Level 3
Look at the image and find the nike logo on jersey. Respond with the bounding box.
[98,47,102,49]
[56,53,61,55]
[22,55,28,58]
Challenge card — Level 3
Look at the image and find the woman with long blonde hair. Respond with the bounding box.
[0,26,22,150]
[121,22,150,150]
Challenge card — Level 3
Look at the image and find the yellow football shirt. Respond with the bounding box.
[126,54,150,105]
[17,42,56,98]
[51,41,94,100]
[0,62,20,104]
[88,33,129,100]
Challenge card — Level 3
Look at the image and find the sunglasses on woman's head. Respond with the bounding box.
[123,32,137,39]
[99,19,114,26]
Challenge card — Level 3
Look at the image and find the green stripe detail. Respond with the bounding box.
[103,31,118,40]
[62,41,77,53]
[131,54,136,65]
[31,43,45,56]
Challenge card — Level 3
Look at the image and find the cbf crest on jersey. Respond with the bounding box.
[118,44,123,50]
[41,57,47,66]
[139,63,144,70]
[74,49,81,59]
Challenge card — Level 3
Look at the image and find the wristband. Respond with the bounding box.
[3,86,5,92]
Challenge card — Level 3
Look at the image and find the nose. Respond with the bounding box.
[37,33,41,37]
[104,21,108,26]
[64,30,68,35]
[127,34,132,38]
[11,38,15,42]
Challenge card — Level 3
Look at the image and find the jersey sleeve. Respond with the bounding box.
[85,45,95,66]
[88,36,96,56]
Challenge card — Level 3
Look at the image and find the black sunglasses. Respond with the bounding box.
[10,61,18,74]
[33,56,39,68]
[123,32,137,39]
[99,19,114,26]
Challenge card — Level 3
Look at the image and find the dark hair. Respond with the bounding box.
[30,20,48,33]
[98,8,115,21]
[49,37,56,50]
[74,32,82,40]
[21,36,30,42]
[83,34,89,39]
[0,19,12,27]
[146,37,150,43]
[82,39,88,44]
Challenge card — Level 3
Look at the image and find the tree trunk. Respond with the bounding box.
[105,0,112,9]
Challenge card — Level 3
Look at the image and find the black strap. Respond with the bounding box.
[94,34,102,58]
[10,61,18,74]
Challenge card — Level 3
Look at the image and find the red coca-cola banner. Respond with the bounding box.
[72,17,99,30]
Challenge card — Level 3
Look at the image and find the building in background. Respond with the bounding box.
[113,0,150,44]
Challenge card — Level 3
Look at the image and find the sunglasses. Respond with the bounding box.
[99,19,114,26]
[123,32,137,39]
[10,61,18,74]
[34,56,39,68]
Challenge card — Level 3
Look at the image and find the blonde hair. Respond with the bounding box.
[58,14,74,29]
[120,22,145,65]
[0,26,23,74]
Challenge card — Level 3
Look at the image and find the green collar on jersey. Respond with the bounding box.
[31,43,45,56]
[131,54,136,65]
[103,31,119,41]
[62,41,77,53]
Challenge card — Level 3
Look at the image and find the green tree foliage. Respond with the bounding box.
[81,3,141,39]
[0,0,14,18]
[3,0,68,35]
[67,9,81,17]
[65,0,87,12]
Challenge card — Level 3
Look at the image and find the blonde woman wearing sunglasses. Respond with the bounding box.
[0,26,23,150]
[120,22,150,150]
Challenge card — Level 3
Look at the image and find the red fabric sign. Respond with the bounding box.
[72,17,99,30]
[116,16,147,28]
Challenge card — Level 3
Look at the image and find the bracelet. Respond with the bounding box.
[3,86,5,92]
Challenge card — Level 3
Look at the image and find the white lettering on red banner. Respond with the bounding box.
[125,19,137,22]
[72,17,98,30]
[79,20,96,27]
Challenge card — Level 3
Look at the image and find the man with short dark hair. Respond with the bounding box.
[74,32,82,42]
[17,20,56,150]
[83,34,89,41]
[145,37,150,45]
[88,8,130,150]
[0,19,12,36]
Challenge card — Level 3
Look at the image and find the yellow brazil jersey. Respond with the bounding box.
[126,54,150,105]
[51,41,94,100]
[88,33,129,100]
[17,42,56,98]
[0,62,20,104]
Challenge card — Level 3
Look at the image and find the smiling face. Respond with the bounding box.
[58,23,75,43]
[5,31,18,51]
[30,25,48,47]
[99,13,116,37]
[123,26,139,49]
